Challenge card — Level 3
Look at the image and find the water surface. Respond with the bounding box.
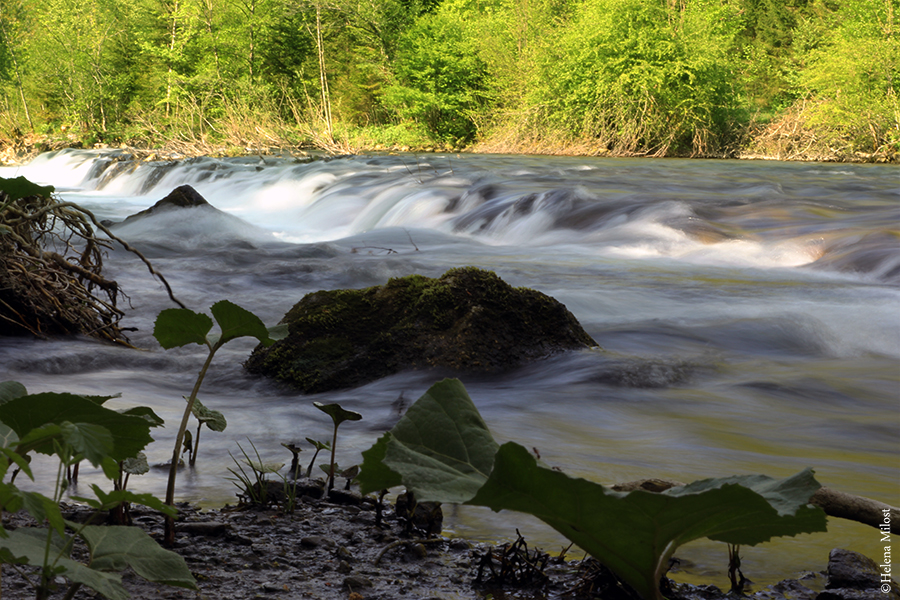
[1,150,897,587]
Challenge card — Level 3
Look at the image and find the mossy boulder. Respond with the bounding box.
[244,267,597,393]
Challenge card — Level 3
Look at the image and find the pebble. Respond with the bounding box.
[300,535,336,548]
[342,575,372,589]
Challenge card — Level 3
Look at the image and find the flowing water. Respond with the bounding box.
[2,149,898,587]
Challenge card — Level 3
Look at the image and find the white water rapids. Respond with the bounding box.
[1,149,898,587]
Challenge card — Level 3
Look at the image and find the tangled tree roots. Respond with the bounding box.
[0,176,183,344]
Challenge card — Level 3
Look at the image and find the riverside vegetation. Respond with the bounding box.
[0,0,897,161]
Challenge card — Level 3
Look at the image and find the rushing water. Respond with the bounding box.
[1,149,898,587]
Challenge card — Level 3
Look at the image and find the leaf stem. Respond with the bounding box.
[164,342,218,545]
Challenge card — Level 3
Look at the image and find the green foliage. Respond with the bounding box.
[305,437,330,478]
[227,439,283,507]
[0,176,55,203]
[357,378,496,502]
[0,0,894,156]
[0,382,197,599]
[360,378,828,600]
[191,397,226,433]
[796,0,899,153]
[382,10,490,143]
[528,0,743,155]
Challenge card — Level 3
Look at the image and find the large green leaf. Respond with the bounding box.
[0,176,55,202]
[0,527,130,600]
[0,485,66,534]
[469,442,826,600]
[0,381,27,404]
[119,406,165,427]
[122,452,150,476]
[357,433,403,493]
[0,424,19,449]
[0,393,153,462]
[357,378,498,503]
[76,524,198,591]
[153,308,213,348]
[59,422,114,467]
[208,300,284,347]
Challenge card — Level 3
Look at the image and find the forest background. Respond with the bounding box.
[0,0,897,160]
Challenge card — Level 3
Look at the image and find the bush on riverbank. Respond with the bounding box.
[0,0,895,162]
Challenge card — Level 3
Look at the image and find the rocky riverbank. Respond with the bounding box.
[2,491,895,600]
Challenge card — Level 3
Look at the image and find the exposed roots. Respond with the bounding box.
[0,185,183,344]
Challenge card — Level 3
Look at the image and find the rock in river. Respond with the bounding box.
[244,267,597,392]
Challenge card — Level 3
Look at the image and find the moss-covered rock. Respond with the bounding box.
[244,267,597,393]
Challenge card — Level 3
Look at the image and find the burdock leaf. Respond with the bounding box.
[153,309,213,348]
[469,442,826,600]
[359,378,828,600]
[0,176,54,202]
[357,378,498,503]
[0,393,153,462]
[357,433,402,494]
[0,381,27,405]
[123,452,150,476]
[77,524,198,590]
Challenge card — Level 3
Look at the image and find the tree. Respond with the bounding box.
[0,0,34,133]
[24,0,137,137]
[529,0,743,155]
[382,9,490,143]
[797,0,899,153]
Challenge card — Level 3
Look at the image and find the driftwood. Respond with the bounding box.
[611,479,900,535]
[0,186,183,343]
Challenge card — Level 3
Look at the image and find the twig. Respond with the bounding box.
[374,538,444,565]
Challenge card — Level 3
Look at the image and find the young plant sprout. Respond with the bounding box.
[189,397,227,466]
[313,402,362,490]
[305,437,330,478]
[153,300,286,545]
[282,441,303,477]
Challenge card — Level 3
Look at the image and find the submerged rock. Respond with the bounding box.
[244,267,597,392]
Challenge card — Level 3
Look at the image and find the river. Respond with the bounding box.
[1,149,898,588]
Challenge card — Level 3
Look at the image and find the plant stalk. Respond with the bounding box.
[328,426,338,491]
[164,343,218,545]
